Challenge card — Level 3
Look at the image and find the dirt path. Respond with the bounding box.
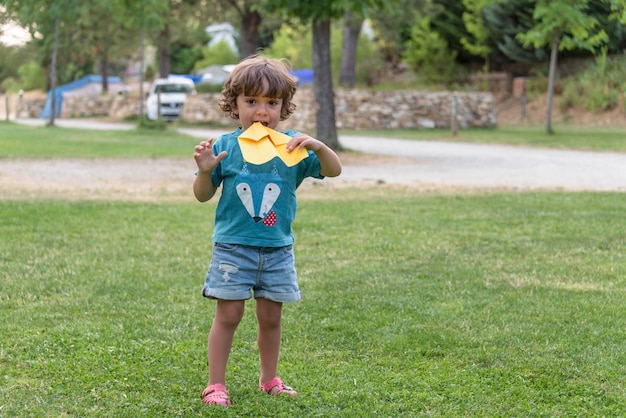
[2,119,625,202]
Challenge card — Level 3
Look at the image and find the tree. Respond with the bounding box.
[4,0,81,126]
[74,0,139,93]
[460,0,493,71]
[403,14,458,83]
[118,0,168,119]
[482,0,548,66]
[263,0,389,150]
[517,0,608,134]
[217,0,263,58]
[609,0,626,23]
[213,0,291,60]
[369,0,429,65]
[338,11,363,87]
[149,0,211,77]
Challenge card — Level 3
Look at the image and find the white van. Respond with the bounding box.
[146,77,196,121]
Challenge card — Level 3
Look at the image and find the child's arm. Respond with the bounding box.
[286,134,342,177]
[193,138,228,202]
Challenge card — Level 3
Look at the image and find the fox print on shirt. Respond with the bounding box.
[235,164,281,227]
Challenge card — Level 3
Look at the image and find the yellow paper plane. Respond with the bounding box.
[238,122,309,167]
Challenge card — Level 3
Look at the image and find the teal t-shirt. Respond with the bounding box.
[210,127,323,247]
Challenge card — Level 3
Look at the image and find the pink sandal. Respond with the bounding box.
[201,383,231,407]
[259,377,297,396]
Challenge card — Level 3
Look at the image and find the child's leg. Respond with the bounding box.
[255,297,283,384]
[208,299,245,385]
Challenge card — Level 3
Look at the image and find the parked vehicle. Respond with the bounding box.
[145,77,196,121]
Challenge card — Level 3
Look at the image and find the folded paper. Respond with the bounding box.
[238,122,309,167]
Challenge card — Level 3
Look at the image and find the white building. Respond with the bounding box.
[205,22,238,55]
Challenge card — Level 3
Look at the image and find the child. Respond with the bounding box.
[193,55,342,407]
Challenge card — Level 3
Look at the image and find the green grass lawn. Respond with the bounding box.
[1,193,625,416]
[0,123,200,158]
[1,122,625,416]
[1,122,625,158]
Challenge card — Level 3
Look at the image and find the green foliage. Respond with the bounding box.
[482,0,549,64]
[460,0,492,63]
[169,42,204,74]
[353,31,385,86]
[263,0,390,22]
[430,0,476,64]
[403,15,458,83]
[0,58,44,93]
[560,51,626,112]
[192,40,239,72]
[0,77,19,93]
[194,83,223,93]
[517,0,608,52]
[264,21,382,87]
[0,42,39,88]
[370,0,429,63]
[138,117,169,130]
[264,24,313,69]
[17,61,47,91]
[609,0,626,23]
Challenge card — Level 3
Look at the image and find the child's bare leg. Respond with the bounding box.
[256,298,283,384]
[208,299,245,385]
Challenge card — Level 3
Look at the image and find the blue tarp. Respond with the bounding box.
[40,75,123,118]
[290,69,313,85]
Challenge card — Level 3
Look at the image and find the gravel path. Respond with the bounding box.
[2,119,625,201]
[181,127,626,192]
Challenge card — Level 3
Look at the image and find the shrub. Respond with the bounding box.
[402,16,457,84]
[18,61,46,91]
[192,41,239,72]
[560,52,626,112]
[138,117,168,130]
[195,83,223,94]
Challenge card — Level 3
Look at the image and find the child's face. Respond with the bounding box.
[234,93,283,131]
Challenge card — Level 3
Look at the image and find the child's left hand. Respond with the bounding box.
[285,134,324,153]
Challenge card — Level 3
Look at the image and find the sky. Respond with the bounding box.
[0,21,31,47]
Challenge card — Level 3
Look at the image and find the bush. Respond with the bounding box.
[560,52,626,112]
[195,83,223,93]
[192,41,239,72]
[138,117,168,130]
[402,16,458,84]
[264,24,312,69]
[0,77,19,93]
[18,61,46,91]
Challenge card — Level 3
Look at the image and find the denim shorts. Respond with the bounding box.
[202,243,301,303]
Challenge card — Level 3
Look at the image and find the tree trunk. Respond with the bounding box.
[48,16,60,127]
[241,10,261,59]
[158,25,170,78]
[100,53,109,93]
[312,19,340,150]
[139,25,145,119]
[339,11,363,88]
[546,31,560,135]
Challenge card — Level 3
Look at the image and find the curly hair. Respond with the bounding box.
[218,55,297,121]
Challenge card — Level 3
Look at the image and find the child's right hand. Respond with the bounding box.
[194,138,228,174]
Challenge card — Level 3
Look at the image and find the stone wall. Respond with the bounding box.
[61,95,117,118]
[15,98,46,118]
[14,95,118,119]
[14,89,496,130]
[180,88,496,130]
